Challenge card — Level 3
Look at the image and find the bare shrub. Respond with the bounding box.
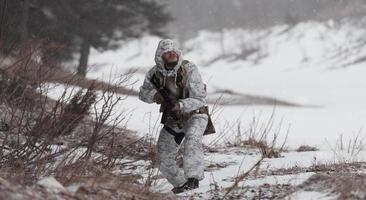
[0,41,148,190]
[3,88,95,158]
[209,109,288,159]
[224,156,265,198]
[328,129,366,163]
[203,108,291,198]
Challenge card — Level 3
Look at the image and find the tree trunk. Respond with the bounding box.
[20,1,29,44]
[77,39,90,77]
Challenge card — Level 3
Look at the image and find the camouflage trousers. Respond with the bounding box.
[157,113,208,187]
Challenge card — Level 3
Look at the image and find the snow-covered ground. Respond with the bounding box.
[118,145,366,199]
[86,18,366,150]
[47,18,366,199]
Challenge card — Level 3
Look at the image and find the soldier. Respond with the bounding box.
[139,39,214,193]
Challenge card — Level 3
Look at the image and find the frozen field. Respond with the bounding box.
[85,19,366,150]
[50,19,366,199]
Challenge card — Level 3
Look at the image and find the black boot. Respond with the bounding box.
[171,178,199,194]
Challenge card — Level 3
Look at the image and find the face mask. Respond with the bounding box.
[162,51,178,70]
[164,61,178,70]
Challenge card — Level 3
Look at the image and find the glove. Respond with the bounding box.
[172,102,181,114]
[153,92,164,104]
[165,102,181,124]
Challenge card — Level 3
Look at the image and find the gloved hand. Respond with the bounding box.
[165,102,181,124]
[172,102,181,114]
[153,92,164,104]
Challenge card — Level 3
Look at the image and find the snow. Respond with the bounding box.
[37,176,65,192]
[124,145,365,198]
[83,19,366,150]
[43,18,366,198]
[286,191,338,200]
[245,172,314,187]
[66,184,80,193]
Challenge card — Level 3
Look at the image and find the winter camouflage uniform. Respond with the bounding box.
[139,39,208,187]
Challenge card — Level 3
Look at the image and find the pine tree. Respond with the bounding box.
[0,0,172,76]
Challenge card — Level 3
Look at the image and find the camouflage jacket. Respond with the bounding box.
[139,39,206,114]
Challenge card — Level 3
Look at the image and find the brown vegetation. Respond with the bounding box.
[0,41,158,199]
[296,145,319,152]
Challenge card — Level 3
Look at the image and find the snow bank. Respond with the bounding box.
[37,176,65,192]
[81,18,366,149]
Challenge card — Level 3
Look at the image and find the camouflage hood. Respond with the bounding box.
[154,39,183,77]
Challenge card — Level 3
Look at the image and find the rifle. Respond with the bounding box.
[157,89,186,143]
[158,88,181,121]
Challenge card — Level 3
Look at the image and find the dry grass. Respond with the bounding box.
[0,41,161,199]
[329,130,366,163]
[209,109,288,159]
[1,40,137,97]
[204,109,290,199]
[294,171,366,200]
[0,171,175,200]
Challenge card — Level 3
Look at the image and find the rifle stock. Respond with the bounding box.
[158,89,181,120]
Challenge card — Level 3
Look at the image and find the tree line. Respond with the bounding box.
[0,0,172,77]
[167,0,365,41]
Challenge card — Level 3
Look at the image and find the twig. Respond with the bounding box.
[224,156,265,198]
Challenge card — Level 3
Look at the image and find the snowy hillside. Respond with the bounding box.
[5,1,366,199]
[87,18,366,150]
[185,18,366,70]
[33,18,366,199]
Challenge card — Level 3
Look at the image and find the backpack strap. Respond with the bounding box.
[150,68,164,89]
[178,60,189,98]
